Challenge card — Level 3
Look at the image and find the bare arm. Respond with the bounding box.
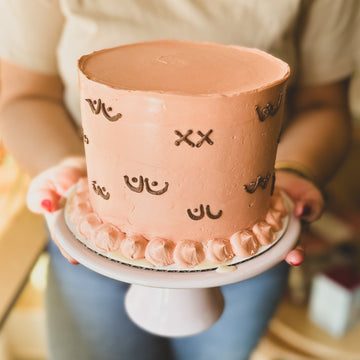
[0,61,84,264]
[0,61,83,176]
[277,80,352,186]
[276,79,352,265]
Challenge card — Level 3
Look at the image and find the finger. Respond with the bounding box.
[27,187,61,214]
[50,232,79,265]
[56,242,80,265]
[294,200,324,222]
[27,165,85,214]
[45,208,80,265]
[285,246,304,266]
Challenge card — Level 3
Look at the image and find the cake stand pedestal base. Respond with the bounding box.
[125,285,224,337]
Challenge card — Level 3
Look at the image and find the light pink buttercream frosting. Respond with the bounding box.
[71,191,91,208]
[230,230,259,258]
[69,201,92,224]
[145,238,175,267]
[173,240,206,268]
[79,40,289,95]
[71,40,291,268]
[252,222,275,246]
[265,208,284,232]
[92,223,125,252]
[76,177,90,193]
[206,238,234,264]
[78,40,290,245]
[270,193,288,216]
[78,212,103,239]
[120,234,148,260]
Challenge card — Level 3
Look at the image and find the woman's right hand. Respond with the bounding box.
[27,156,87,264]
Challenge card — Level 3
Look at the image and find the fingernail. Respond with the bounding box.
[41,199,52,212]
[296,204,312,219]
[289,260,302,266]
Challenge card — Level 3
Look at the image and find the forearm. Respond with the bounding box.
[277,106,351,185]
[276,81,352,186]
[0,97,83,176]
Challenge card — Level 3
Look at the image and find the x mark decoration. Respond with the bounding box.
[174,129,214,148]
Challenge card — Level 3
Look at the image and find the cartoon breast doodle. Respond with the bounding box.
[85,98,122,122]
[92,180,110,200]
[144,178,169,195]
[243,172,272,194]
[187,204,205,220]
[124,176,144,193]
[83,134,89,144]
[174,129,214,148]
[187,204,223,221]
[124,175,169,195]
[255,92,283,122]
[80,127,89,144]
[205,205,223,219]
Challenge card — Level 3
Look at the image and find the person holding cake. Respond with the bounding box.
[0,1,357,359]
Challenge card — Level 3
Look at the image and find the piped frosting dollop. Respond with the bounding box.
[92,223,125,252]
[252,221,275,246]
[174,240,206,268]
[206,238,234,263]
[145,238,175,267]
[78,213,102,239]
[120,234,148,260]
[230,230,259,258]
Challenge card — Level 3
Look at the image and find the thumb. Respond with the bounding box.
[27,181,61,214]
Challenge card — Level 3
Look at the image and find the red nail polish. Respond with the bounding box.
[289,260,302,266]
[41,199,52,212]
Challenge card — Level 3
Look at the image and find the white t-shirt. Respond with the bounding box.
[0,0,358,125]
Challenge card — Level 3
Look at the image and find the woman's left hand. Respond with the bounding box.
[275,171,325,266]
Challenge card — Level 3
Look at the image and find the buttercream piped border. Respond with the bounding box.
[64,178,289,271]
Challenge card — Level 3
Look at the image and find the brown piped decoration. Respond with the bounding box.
[91,180,110,200]
[175,129,214,147]
[83,134,89,144]
[124,175,144,193]
[85,98,122,122]
[196,130,214,147]
[206,204,223,219]
[187,204,205,220]
[187,204,223,221]
[124,175,169,195]
[174,130,195,147]
[144,177,169,195]
[244,173,271,194]
[255,93,283,122]
[270,172,276,196]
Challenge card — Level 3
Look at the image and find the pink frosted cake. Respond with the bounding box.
[67,40,291,270]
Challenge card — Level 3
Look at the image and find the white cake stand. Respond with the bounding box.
[49,200,300,337]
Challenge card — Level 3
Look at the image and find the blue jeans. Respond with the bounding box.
[46,240,289,360]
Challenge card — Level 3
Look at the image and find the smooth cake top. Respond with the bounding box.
[78,40,290,96]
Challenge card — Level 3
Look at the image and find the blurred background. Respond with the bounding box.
[0,65,360,360]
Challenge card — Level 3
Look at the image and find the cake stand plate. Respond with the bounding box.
[49,202,300,337]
